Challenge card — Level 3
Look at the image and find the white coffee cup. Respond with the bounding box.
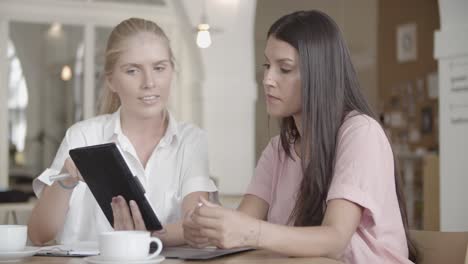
[99,231,162,261]
[0,225,27,252]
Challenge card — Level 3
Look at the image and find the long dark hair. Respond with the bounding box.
[268,10,417,262]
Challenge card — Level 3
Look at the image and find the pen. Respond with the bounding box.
[49,173,72,181]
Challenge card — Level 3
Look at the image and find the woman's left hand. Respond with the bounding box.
[111,195,147,231]
[191,197,261,249]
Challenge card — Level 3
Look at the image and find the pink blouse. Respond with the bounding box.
[246,113,412,263]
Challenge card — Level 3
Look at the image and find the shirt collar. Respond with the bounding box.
[104,108,179,148]
[102,108,122,143]
[159,111,179,147]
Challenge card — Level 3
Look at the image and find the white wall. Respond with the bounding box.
[435,0,468,231]
[181,0,257,194]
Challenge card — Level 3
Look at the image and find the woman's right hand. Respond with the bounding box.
[183,208,211,248]
[60,157,83,186]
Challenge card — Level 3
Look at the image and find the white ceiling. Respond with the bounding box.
[68,0,166,6]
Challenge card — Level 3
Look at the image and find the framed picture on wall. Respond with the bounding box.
[396,23,417,63]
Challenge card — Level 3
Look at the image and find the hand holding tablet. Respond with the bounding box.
[68,143,163,231]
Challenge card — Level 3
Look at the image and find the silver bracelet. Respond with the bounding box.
[57,179,78,190]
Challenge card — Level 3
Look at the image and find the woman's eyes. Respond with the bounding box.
[263,63,292,74]
[126,68,138,75]
[154,66,166,72]
[125,66,166,75]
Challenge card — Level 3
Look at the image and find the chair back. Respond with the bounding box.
[410,230,468,264]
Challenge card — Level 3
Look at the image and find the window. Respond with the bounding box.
[7,40,28,158]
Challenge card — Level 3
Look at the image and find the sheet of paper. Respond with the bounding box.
[36,241,99,257]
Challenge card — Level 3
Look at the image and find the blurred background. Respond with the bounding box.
[0,0,467,233]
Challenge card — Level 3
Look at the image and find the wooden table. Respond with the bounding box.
[18,250,342,263]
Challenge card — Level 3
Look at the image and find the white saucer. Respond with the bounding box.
[84,255,165,264]
[0,246,41,262]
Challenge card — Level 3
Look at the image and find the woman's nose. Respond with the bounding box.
[262,66,276,87]
[263,75,275,87]
[143,70,155,89]
[144,80,155,89]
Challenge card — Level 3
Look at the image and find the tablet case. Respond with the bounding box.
[69,143,163,230]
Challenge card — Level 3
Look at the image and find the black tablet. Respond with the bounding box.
[69,143,163,231]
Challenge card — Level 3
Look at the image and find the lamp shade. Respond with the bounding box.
[196,24,212,48]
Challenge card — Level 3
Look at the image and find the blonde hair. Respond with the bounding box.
[99,17,174,115]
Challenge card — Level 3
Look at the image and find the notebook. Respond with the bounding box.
[35,242,99,257]
[160,246,254,260]
[35,243,252,259]
[35,242,253,260]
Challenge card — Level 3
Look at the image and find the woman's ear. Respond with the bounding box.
[105,75,116,93]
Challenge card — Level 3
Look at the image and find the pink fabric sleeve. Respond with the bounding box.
[245,138,278,205]
[327,117,393,226]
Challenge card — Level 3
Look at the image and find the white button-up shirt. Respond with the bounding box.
[33,109,217,244]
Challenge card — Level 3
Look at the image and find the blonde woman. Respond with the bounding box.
[28,18,217,246]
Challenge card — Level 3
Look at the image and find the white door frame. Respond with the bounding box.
[0,19,9,189]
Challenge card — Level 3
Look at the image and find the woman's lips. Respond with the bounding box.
[139,95,160,104]
[266,94,281,103]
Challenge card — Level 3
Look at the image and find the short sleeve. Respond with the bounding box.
[32,124,86,198]
[327,117,394,224]
[245,137,278,205]
[180,131,217,199]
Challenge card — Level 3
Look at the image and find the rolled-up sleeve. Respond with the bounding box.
[180,131,217,199]
[327,119,394,226]
[33,134,70,198]
[32,124,86,198]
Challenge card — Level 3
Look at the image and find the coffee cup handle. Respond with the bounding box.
[146,237,163,259]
